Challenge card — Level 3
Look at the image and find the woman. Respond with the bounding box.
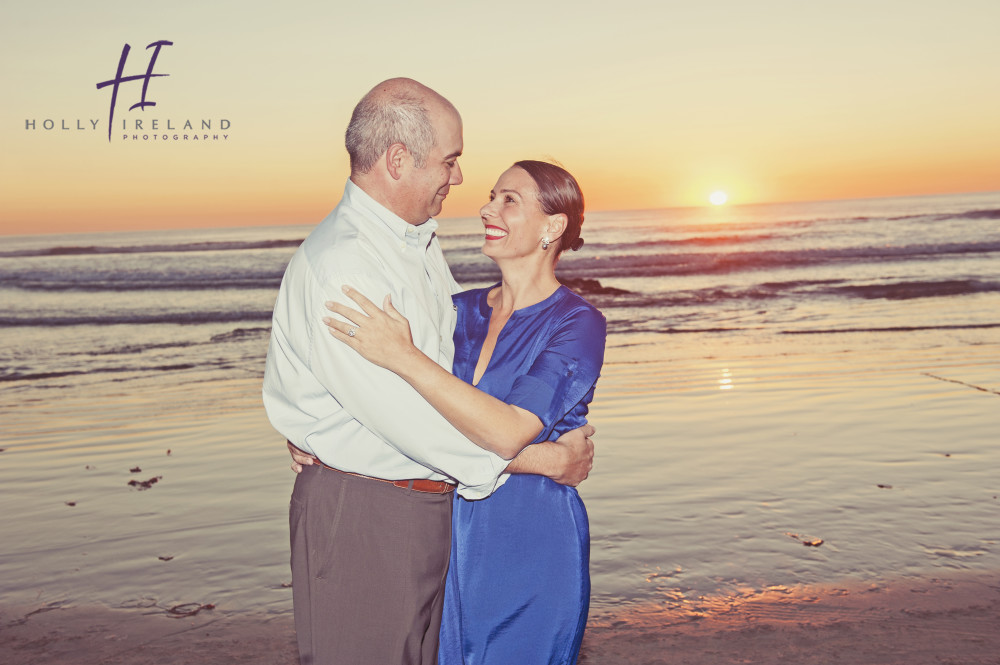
[324,160,605,665]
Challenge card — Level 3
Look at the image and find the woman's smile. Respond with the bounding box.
[484,225,508,240]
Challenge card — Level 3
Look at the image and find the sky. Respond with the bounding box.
[2,0,999,235]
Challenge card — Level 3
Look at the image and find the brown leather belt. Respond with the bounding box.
[320,462,456,494]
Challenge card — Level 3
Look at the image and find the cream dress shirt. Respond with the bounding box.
[263,180,509,499]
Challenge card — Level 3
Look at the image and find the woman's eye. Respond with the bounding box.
[504,195,515,203]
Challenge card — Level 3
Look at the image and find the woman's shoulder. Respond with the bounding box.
[546,285,606,339]
[452,284,493,311]
[555,284,605,321]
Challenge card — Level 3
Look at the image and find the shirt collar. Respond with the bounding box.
[343,179,439,249]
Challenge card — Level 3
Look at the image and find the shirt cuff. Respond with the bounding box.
[456,471,510,500]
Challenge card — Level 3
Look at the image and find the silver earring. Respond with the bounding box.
[542,237,550,250]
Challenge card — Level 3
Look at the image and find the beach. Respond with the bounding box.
[3,332,998,663]
[2,194,999,662]
[5,572,1000,664]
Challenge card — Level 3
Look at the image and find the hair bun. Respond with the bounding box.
[570,237,585,251]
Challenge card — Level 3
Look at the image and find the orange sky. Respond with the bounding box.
[2,1,999,235]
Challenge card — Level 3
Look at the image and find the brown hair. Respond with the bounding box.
[513,160,585,253]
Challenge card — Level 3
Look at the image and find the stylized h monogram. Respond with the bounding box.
[96,40,173,142]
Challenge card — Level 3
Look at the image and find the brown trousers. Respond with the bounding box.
[289,464,452,665]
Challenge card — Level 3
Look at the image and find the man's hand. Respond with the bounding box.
[549,424,595,486]
[287,440,319,473]
[505,424,595,486]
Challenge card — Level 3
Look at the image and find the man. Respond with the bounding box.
[262,78,594,665]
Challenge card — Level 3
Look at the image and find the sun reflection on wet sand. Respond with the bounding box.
[718,367,733,390]
[581,573,1000,663]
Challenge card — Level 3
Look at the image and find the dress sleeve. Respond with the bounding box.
[504,304,607,442]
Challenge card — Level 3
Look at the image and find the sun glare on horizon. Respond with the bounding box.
[709,191,729,206]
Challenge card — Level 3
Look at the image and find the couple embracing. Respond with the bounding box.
[263,77,606,665]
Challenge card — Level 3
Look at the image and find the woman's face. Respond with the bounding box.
[479,167,550,260]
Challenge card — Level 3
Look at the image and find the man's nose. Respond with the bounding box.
[451,161,463,186]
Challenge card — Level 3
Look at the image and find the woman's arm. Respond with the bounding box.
[324,287,542,459]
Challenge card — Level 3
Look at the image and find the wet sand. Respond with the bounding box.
[4,574,998,665]
[2,330,998,663]
[1,602,297,665]
[580,573,1000,664]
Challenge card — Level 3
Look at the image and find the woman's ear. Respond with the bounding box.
[546,213,568,240]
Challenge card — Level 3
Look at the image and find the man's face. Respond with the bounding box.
[398,106,464,224]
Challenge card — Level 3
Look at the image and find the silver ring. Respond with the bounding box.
[347,328,357,337]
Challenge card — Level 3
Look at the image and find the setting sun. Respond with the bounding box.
[709,191,729,206]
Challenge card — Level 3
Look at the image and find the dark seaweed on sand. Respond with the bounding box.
[128,476,162,490]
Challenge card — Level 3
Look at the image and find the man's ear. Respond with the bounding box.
[385,143,408,180]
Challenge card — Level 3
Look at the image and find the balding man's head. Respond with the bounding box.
[345,78,459,175]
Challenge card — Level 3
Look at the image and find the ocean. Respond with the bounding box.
[3,191,1000,385]
[2,190,998,618]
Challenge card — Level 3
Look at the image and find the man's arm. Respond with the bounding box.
[271,249,599,494]
[287,424,596,487]
[504,425,595,486]
[286,270,509,494]
[325,287,606,463]
[326,289,543,459]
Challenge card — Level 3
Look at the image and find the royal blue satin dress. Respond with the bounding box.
[438,284,607,665]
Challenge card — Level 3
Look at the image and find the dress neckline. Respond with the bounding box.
[477,283,568,319]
